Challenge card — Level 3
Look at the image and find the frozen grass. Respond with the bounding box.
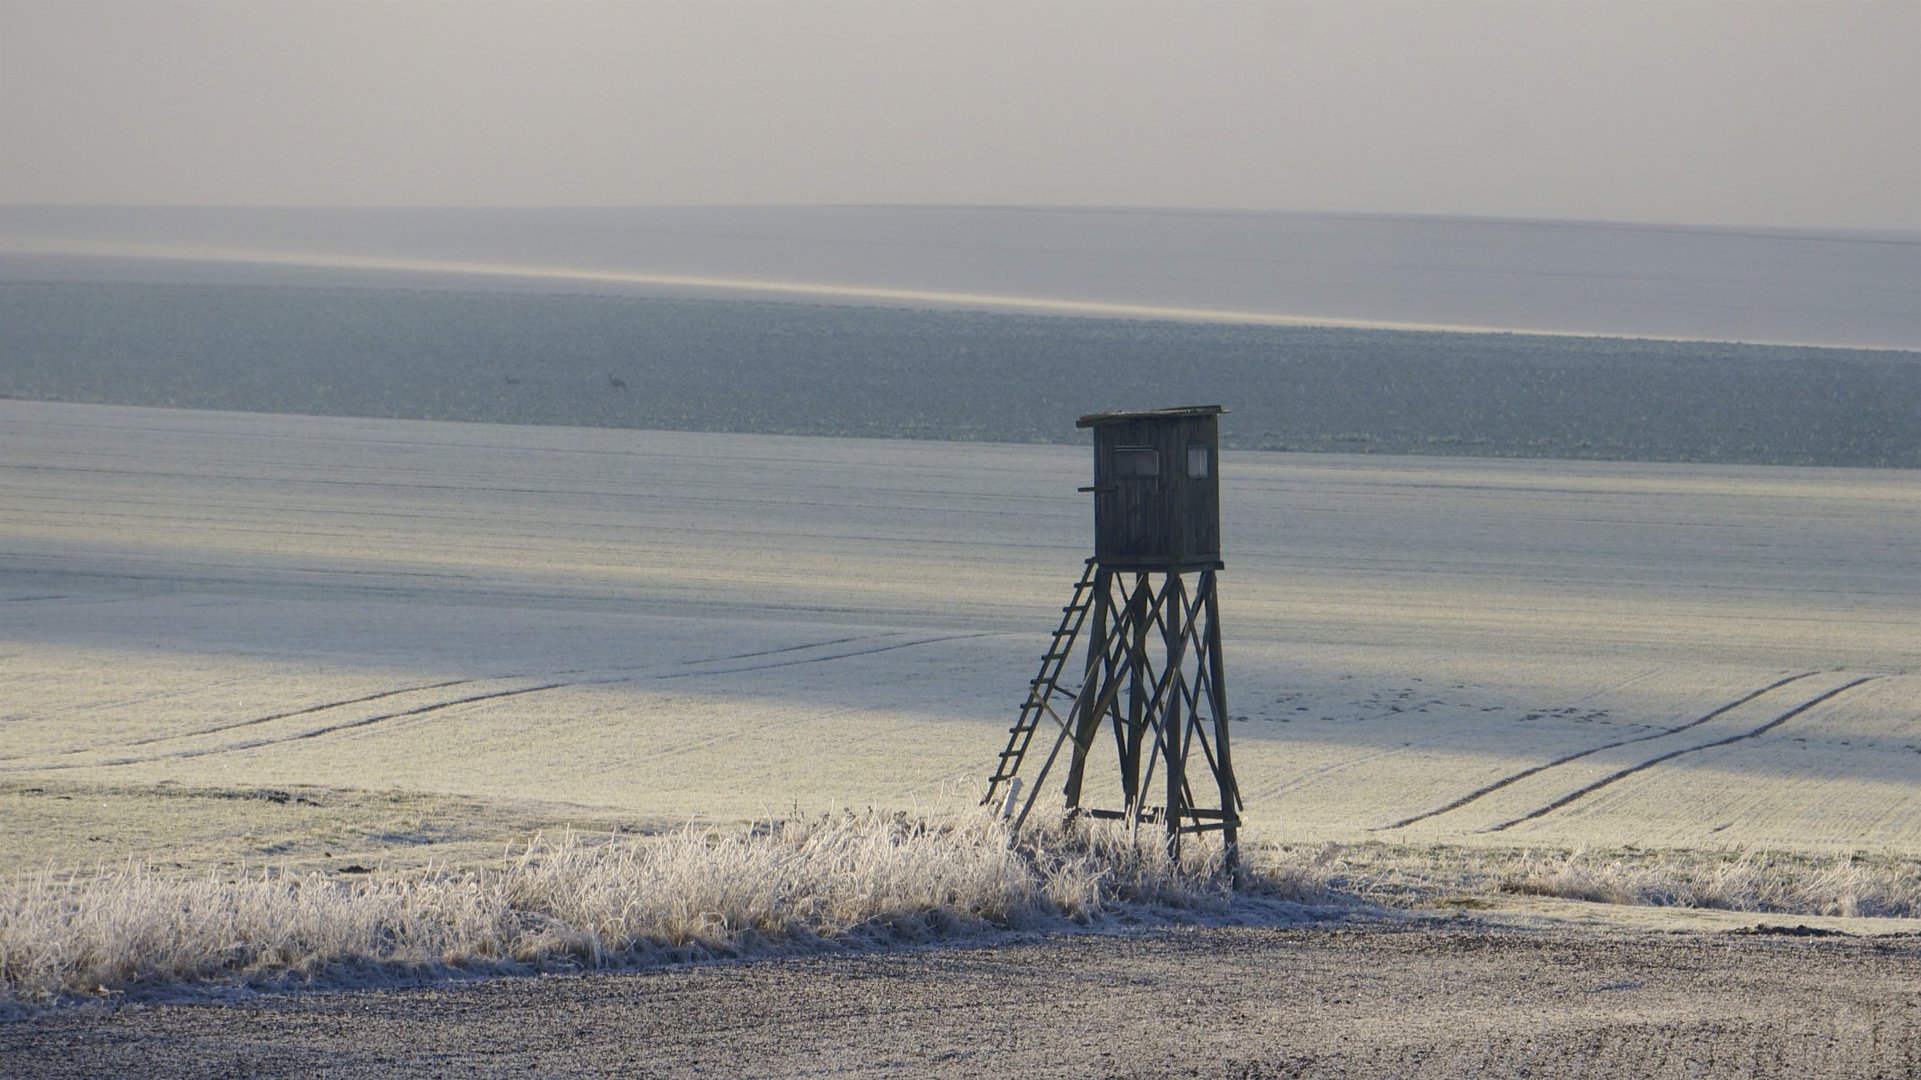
[1490,848,1921,917]
[0,810,1293,1007]
[1263,841,1921,919]
[8,815,1915,1009]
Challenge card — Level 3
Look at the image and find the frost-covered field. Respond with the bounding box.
[4,399,1916,883]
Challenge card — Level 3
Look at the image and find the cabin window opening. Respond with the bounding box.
[1113,446,1160,478]
[1187,444,1210,479]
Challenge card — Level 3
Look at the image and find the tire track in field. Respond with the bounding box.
[184,633,991,758]
[0,678,477,763]
[1244,744,1420,802]
[212,682,569,751]
[2,634,989,772]
[4,633,907,762]
[0,682,570,773]
[1482,675,1878,833]
[0,676,478,760]
[542,632,902,677]
[115,679,477,749]
[1375,671,1818,831]
[652,633,996,680]
[553,632,986,685]
[678,633,896,665]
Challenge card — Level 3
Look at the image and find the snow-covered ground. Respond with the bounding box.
[3,401,1916,874]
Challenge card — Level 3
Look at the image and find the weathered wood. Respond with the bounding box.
[990,406,1242,871]
[1079,407,1223,571]
[1007,567,1240,867]
[982,560,1101,810]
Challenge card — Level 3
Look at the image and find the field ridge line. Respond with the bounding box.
[1482,675,1879,833]
[1373,671,1819,831]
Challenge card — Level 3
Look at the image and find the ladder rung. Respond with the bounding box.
[983,561,1100,798]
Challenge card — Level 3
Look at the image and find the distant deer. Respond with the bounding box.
[607,374,629,392]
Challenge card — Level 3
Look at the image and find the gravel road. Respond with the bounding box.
[5,920,1917,1078]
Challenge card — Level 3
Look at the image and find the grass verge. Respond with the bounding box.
[1269,841,1921,918]
[0,810,1301,1007]
[8,815,1915,1009]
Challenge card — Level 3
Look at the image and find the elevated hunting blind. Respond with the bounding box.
[984,406,1242,867]
[1085,407,1223,570]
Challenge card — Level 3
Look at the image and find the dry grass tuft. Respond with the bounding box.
[0,810,1294,1006]
[1252,841,1921,919]
[1490,848,1921,917]
[13,812,1906,1008]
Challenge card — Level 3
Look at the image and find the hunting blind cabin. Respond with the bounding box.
[983,406,1243,866]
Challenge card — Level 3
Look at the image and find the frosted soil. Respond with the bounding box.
[4,400,1916,874]
[4,923,1916,1079]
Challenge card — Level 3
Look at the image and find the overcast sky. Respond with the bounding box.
[2,1,1916,231]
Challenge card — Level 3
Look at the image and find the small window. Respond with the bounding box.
[1187,444,1210,479]
[1113,446,1160,478]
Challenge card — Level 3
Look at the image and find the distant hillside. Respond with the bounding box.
[3,280,1917,467]
[7,206,1918,349]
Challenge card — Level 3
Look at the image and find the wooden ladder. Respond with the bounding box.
[982,559,1100,809]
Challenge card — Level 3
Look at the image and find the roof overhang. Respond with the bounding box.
[1076,405,1226,429]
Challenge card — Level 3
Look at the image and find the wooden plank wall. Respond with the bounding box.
[1091,415,1221,568]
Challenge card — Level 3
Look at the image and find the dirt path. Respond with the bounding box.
[6,920,1917,1078]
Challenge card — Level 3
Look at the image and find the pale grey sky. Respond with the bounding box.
[2,0,1916,231]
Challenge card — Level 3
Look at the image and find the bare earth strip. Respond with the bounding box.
[3,922,1917,1079]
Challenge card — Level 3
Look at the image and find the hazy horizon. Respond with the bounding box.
[8,204,1917,349]
[4,2,1916,232]
[8,201,1921,239]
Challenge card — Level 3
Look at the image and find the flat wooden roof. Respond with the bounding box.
[1076,405,1225,429]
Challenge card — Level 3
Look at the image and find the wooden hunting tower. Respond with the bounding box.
[984,406,1242,867]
